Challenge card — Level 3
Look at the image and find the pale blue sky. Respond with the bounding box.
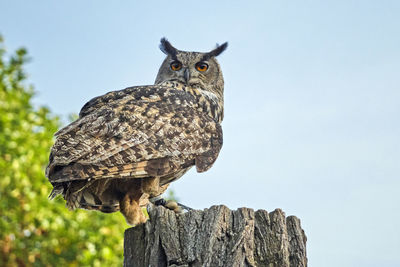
[2,1,400,266]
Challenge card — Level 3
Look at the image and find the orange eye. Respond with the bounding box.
[195,62,209,72]
[170,61,182,71]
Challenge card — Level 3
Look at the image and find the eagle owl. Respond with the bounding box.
[46,38,227,225]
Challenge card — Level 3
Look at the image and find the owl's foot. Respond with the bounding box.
[120,193,148,226]
[152,197,193,213]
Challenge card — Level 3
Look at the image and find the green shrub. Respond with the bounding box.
[0,36,127,267]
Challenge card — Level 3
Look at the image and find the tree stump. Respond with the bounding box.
[124,205,307,267]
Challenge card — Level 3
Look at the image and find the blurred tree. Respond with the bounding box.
[0,36,128,266]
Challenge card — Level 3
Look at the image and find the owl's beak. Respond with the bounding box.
[184,68,190,84]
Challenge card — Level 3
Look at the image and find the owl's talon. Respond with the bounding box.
[151,197,192,212]
[165,200,183,214]
[165,200,179,210]
[153,198,166,206]
[177,203,193,211]
[173,206,183,214]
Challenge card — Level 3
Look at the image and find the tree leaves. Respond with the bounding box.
[0,36,127,267]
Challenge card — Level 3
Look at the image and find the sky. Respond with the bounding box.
[1,1,400,266]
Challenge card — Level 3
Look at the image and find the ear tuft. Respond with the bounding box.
[205,42,228,59]
[159,38,178,57]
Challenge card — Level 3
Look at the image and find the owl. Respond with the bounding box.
[46,38,227,225]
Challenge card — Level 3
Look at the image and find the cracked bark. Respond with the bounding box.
[124,205,307,267]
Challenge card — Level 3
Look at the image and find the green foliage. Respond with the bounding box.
[0,36,128,266]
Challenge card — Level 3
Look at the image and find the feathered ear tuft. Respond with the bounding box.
[203,42,228,60]
[159,38,178,57]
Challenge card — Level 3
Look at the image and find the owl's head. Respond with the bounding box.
[155,38,228,99]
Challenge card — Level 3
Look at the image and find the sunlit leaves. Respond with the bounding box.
[0,36,127,267]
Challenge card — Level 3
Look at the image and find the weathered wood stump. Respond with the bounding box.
[124,205,307,267]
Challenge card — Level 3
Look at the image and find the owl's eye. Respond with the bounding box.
[195,62,209,72]
[170,61,182,71]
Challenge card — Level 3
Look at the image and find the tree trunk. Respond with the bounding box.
[124,205,307,267]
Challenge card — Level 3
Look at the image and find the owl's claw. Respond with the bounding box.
[177,202,193,211]
[165,200,183,213]
[152,198,193,213]
[153,198,166,206]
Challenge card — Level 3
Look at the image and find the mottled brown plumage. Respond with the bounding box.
[46,38,227,225]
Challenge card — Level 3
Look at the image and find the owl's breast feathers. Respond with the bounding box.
[46,82,223,200]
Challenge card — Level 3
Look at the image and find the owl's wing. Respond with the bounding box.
[46,85,222,185]
[78,86,143,118]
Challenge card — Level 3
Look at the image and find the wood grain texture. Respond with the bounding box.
[124,205,307,267]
